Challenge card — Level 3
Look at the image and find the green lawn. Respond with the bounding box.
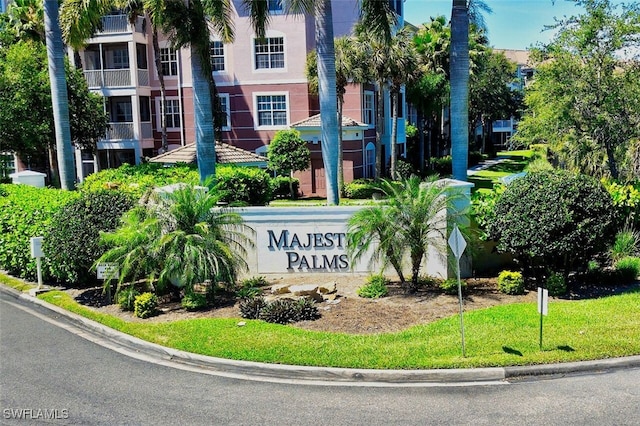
[30,286,640,370]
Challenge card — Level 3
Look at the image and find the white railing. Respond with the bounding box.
[83,70,103,89]
[141,122,153,139]
[106,122,135,140]
[103,69,131,87]
[137,69,149,86]
[100,15,129,33]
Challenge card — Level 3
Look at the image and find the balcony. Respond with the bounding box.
[493,120,514,132]
[84,69,132,89]
[98,14,146,35]
[106,122,135,140]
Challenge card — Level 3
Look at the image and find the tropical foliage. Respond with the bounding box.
[267,129,310,199]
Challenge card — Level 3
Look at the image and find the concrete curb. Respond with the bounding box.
[3,284,640,386]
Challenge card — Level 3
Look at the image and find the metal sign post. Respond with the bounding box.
[448,225,467,357]
[537,286,548,350]
[30,237,44,290]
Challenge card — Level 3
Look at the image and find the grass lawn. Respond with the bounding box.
[9,278,636,370]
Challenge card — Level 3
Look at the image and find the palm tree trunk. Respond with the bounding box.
[44,0,75,190]
[316,0,339,205]
[375,80,384,178]
[337,99,344,196]
[390,91,398,179]
[418,109,425,174]
[191,45,216,183]
[152,29,169,152]
[450,0,470,182]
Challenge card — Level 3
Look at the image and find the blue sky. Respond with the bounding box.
[403,0,589,50]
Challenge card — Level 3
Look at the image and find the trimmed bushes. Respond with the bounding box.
[440,278,465,295]
[615,256,640,282]
[546,272,567,297]
[0,184,78,281]
[270,176,300,199]
[134,292,159,319]
[238,296,320,324]
[44,191,134,286]
[215,165,272,205]
[343,179,381,199]
[497,270,525,295]
[357,274,389,298]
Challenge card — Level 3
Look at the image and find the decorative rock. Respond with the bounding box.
[271,284,291,295]
[318,281,337,294]
[237,321,246,327]
[289,284,320,296]
[323,293,338,301]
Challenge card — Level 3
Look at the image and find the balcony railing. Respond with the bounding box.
[493,120,513,130]
[106,122,135,140]
[100,15,129,33]
[83,69,132,88]
[137,69,149,86]
[141,122,153,139]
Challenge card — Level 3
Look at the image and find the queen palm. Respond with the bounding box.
[287,0,394,204]
[450,0,470,181]
[44,0,76,190]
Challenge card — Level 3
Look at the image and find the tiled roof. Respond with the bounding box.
[494,49,532,67]
[149,142,267,166]
[290,114,368,128]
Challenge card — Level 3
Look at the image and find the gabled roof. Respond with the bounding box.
[149,142,267,167]
[290,114,368,129]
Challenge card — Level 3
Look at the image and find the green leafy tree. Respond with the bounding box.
[0,40,108,178]
[514,0,640,181]
[97,182,254,297]
[347,176,468,292]
[267,130,310,199]
[487,170,617,277]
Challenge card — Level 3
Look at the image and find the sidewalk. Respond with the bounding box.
[3,283,640,387]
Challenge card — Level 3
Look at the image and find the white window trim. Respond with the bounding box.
[252,31,287,73]
[363,90,375,129]
[218,93,231,131]
[210,39,227,75]
[253,91,290,130]
[155,97,182,131]
[156,43,179,80]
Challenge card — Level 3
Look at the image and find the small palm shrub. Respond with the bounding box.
[259,299,300,324]
[117,286,140,311]
[546,272,567,297]
[614,256,640,282]
[357,274,389,298]
[440,278,465,295]
[497,270,525,295]
[181,293,208,311]
[236,276,268,299]
[239,296,267,320]
[296,297,321,321]
[134,292,158,319]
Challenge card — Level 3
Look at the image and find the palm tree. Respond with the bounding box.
[450,0,470,182]
[44,0,76,190]
[6,0,45,42]
[161,0,269,185]
[97,183,253,296]
[347,176,467,292]
[288,0,394,204]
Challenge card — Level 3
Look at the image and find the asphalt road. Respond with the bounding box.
[1,289,639,425]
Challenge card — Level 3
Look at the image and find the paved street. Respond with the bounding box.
[1,289,639,425]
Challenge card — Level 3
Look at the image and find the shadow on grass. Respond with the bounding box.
[557,345,575,352]
[502,346,523,356]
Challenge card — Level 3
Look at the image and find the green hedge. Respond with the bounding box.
[215,165,272,205]
[0,184,78,281]
[44,191,134,286]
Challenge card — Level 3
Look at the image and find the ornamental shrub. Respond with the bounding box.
[614,256,640,282]
[471,184,506,240]
[270,176,300,199]
[258,299,300,324]
[215,165,272,205]
[601,179,640,228]
[117,286,140,311]
[343,179,381,199]
[134,292,159,319]
[497,270,525,295]
[487,170,616,274]
[545,272,567,297]
[44,191,134,286]
[239,296,267,320]
[440,278,465,295]
[609,225,640,264]
[181,292,208,311]
[357,274,389,298]
[0,184,78,281]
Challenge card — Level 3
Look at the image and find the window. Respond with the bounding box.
[256,94,288,127]
[254,37,284,69]
[139,96,151,122]
[218,93,231,131]
[1,153,16,179]
[210,41,225,72]
[159,47,178,76]
[112,49,129,69]
[163,99,181,129]
[109,97,133,122]
[363,91,375,126]
[365,143,375,178]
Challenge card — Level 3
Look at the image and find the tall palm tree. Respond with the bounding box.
[288,0,394,204]
[6,0,45,42]
[450,0,470,181]
[44,0,76,190]
[162,0,269,185]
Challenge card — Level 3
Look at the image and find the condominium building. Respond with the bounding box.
[71,0,407,197]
